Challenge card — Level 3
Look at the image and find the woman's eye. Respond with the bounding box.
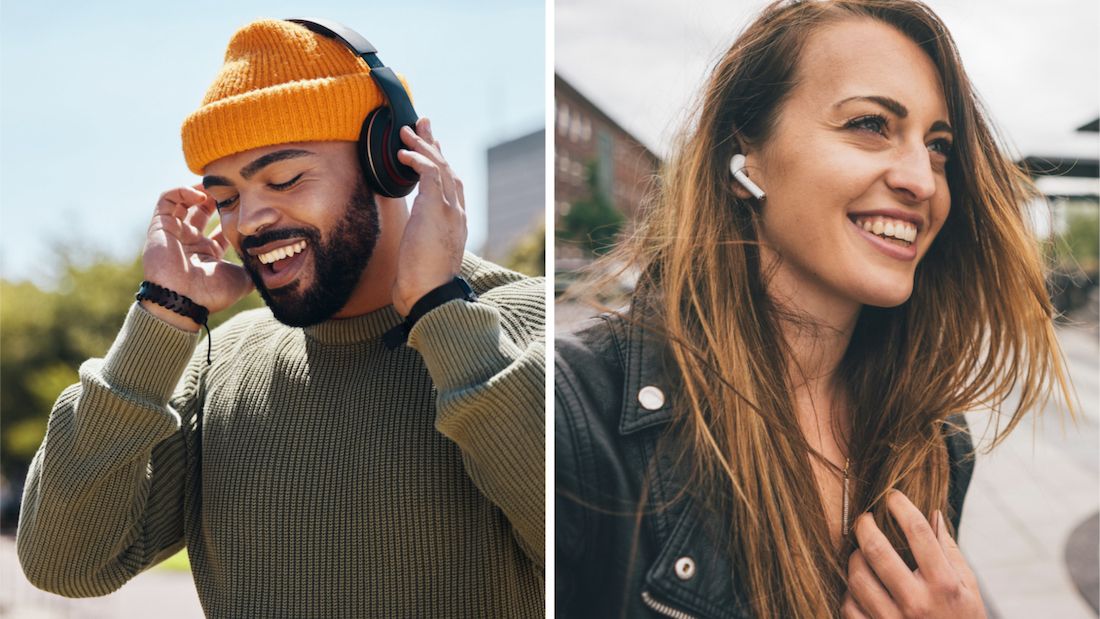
[269,173,304,191]
[846,114,888,135]
[928,138,953,158]
[215,196,238,211]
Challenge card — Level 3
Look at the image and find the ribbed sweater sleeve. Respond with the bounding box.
[407,268,546,566]
[17,303,200,597]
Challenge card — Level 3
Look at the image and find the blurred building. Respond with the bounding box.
[484,128,545,264]
[1020,117,1100,186]
[555,74,661,268]
[1019,116,1099,237]
[1020,117,1100,315]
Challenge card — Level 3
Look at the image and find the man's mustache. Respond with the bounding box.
[240,227,321,253]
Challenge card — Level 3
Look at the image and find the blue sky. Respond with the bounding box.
[1,0,545,285]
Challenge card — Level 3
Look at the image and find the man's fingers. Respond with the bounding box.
[400,121,461,209]
[453,175,465,211]
[210,224,231,253]
[853,512,919,600]
[401,122,442,163]
[184,202,216,236]
[155,186,211,219]
[421,117,443,154]
[396,149,442,196]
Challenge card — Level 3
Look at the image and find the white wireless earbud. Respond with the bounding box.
[729,153,766,200]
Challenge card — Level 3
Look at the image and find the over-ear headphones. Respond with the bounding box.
[287,18,420,198]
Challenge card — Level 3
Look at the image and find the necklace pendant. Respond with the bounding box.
[841,458,851,536]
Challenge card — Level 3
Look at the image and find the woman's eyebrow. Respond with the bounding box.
[835,94,909,117]
[835,95,953,134]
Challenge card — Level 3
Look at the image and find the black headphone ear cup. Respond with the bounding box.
[358,107,419,198]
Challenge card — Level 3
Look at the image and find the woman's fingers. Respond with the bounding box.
[840,590,874,619]
[853,512,920,600]
[935,510,974,580]
[887,491,955,579]
[847,549,902,618]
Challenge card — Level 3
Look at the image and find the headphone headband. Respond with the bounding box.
[285,17,420,197]
[286,18,381,67]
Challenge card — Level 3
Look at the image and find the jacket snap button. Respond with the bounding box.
[674,556,696,580]
[637,385,665,410]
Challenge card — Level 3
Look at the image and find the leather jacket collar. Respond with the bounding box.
[555,303,973,619]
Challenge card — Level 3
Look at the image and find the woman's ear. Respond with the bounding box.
[729,148,766,200]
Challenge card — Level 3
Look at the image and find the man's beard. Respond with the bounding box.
[240,179,381,328]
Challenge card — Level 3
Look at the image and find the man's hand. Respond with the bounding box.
[141,185,253,331]
[392,117,468,317]
[842,490,987,618]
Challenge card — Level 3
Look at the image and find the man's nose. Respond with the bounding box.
[235,197,280,237]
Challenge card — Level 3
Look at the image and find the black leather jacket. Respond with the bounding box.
[555,310,975,619]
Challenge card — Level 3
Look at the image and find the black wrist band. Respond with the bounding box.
[136,280,213,363]
[383,276,477,349]
[136,281,210,325]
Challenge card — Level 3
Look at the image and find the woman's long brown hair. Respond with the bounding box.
[569,0,1074,616]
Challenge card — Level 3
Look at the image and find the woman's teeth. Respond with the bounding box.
[854,216,917,244]
[258,240,307,265]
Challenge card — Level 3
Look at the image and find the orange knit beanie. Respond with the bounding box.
[181,19,411,174]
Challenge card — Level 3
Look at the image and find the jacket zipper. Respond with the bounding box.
[641,590,698,619]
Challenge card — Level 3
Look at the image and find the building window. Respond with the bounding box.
[597,130,614,199]
[557,102,570,136]
[570,114,585,143]
[558,154,571,173]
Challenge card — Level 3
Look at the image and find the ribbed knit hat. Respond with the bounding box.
[181,19,411,174]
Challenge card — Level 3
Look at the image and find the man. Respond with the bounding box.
[16,19,544,617]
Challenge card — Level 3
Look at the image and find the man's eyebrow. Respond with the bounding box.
[835,95,952,134]
[202,175,232,188]
[239,149,315,180]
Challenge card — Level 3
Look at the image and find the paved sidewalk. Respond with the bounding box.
[960,315,1099,617]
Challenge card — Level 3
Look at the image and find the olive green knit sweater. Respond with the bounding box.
[17,255,545,618]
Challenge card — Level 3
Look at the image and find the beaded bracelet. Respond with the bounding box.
[136,281,213,363]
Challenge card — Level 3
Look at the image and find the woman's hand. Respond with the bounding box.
[841,490,987,618]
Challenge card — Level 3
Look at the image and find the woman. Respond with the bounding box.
[555,1,1073,617]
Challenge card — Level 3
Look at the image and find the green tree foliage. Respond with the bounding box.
[1062,207,1099,272]
[559,161,625,256]
[1,250,263,483]
[503,224,546,277]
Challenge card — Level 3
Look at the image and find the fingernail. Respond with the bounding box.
[934,510,943,537]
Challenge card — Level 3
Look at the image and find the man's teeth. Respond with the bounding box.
[855,217,917,243]
[258,240,307,265]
